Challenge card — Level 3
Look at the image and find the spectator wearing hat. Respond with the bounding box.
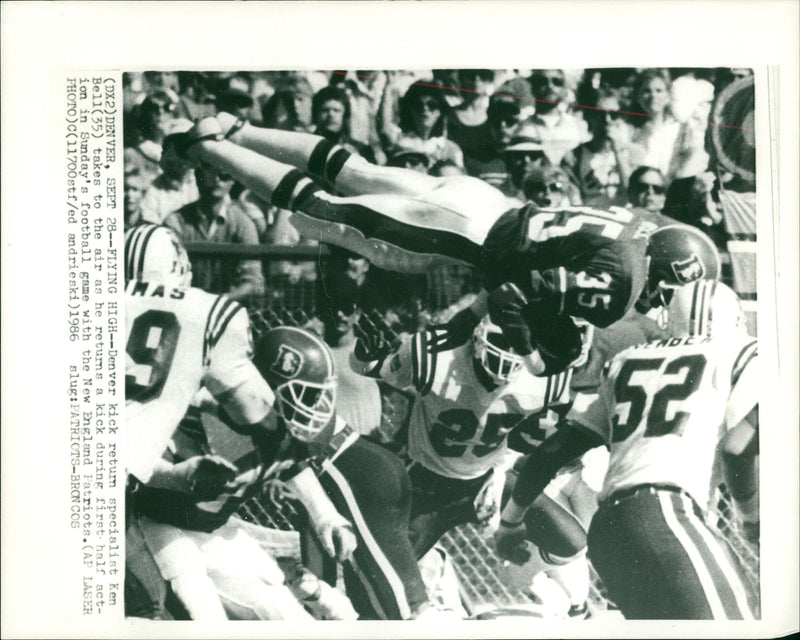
[522,166,581,209]
[317,273,383,440]
[470,77,536,191]
[378,78,463,168]
[528,69,591,165]
[140,133,199,224]
[500,123,550,202]
[164,161,265,302]
[261,75,316,133]
[312,86,375,162]
[124,90,193,184]
[446,69,497,177]
[563,90,633,208]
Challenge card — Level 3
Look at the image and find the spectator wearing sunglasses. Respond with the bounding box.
[164,162,265,302]
[379,79,463,168]
[124,91,193,184]
[563,90,633,208]
[528,69,590,166]
[522,166,580,209]
[626,166,667,217]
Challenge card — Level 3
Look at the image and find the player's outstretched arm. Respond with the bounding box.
[495,424,600,562]
[721,406,759,544]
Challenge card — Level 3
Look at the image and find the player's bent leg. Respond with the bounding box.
[317,439,429,620]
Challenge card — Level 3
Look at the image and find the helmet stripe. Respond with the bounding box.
[689,280,701,335]
[136,224,159,282]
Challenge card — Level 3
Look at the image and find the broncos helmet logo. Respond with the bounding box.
[271,344,304,379]
[670,254,705,284]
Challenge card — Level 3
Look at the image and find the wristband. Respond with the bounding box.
[499,518,524,528]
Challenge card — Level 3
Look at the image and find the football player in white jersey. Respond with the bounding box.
[124,224,357,618]
[503,280,758,619]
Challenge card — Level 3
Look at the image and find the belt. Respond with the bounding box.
[603,483,696,508]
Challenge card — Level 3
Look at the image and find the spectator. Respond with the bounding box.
[432,68,464,109]
[317,274,383,439]
[663,172,727,249]
[140,134,199,224]
[627,165,667,217]
[386,138,433,173]
[164,162,265,302]
[261,75,315,133]
[124,171,147,229]
[563,90,633,208]
[446,69,496,177]
[174,71,217,122]
[522,166,580,208]
[378,79,463,167]
[627,68,682,178]
[500,123,550,202]
[429,159,466,178]
[330,69,387,153]
[216,87,256,123]
[124,91,192,183]
[528,69,590,165]
[470,77,535,191]
[312,86,375,161]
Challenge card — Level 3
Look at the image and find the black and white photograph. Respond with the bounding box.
[2,2,798,638]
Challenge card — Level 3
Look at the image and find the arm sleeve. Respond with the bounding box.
[726,345,758,430]
[374,333,421,392]
[204,304,275,426]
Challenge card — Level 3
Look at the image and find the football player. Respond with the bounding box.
[172,113,664,375]
[504,281,759,619]
[125,224,357,617]
[495,223,723,546]
[350,315,595,615]
[249,326,445,621]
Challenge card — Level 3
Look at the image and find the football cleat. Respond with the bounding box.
[253,326,338,441]
[124,223,192,288]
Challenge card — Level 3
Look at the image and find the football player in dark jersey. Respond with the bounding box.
[173,113,666,375]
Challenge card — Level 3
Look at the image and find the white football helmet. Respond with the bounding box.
[667,280,746,339]
[254,326,338,442]
[124,223,192,288]
[473,317,524,385]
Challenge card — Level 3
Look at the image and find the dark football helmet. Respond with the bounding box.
[253,326,337,442]
[638,224,721,312]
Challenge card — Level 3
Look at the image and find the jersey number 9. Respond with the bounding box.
[126,310,181,402]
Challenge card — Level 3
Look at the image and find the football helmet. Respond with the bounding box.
[667,280,746,339]
[124,223,192,288]
[253,326,338,441]
[473,317,524,385]
[638,224,721,312]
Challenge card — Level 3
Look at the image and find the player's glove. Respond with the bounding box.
[530,314,584,375]
[353,329,391,363]
[314,514,357,563]
[179,455,239,500]
[488,282,535,355]
[429,307,482,353]
[473,467,506,527]
[493,519,531,565]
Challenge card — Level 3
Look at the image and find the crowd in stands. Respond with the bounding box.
[123,67,752,326]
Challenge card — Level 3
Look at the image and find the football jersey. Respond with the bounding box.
[570,334,758,509]
[481,203,656,276]
[378,330,572,479]
[125,280,274,483]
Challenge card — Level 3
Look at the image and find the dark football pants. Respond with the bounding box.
[317,438,428,620]
[587,487,757,619]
